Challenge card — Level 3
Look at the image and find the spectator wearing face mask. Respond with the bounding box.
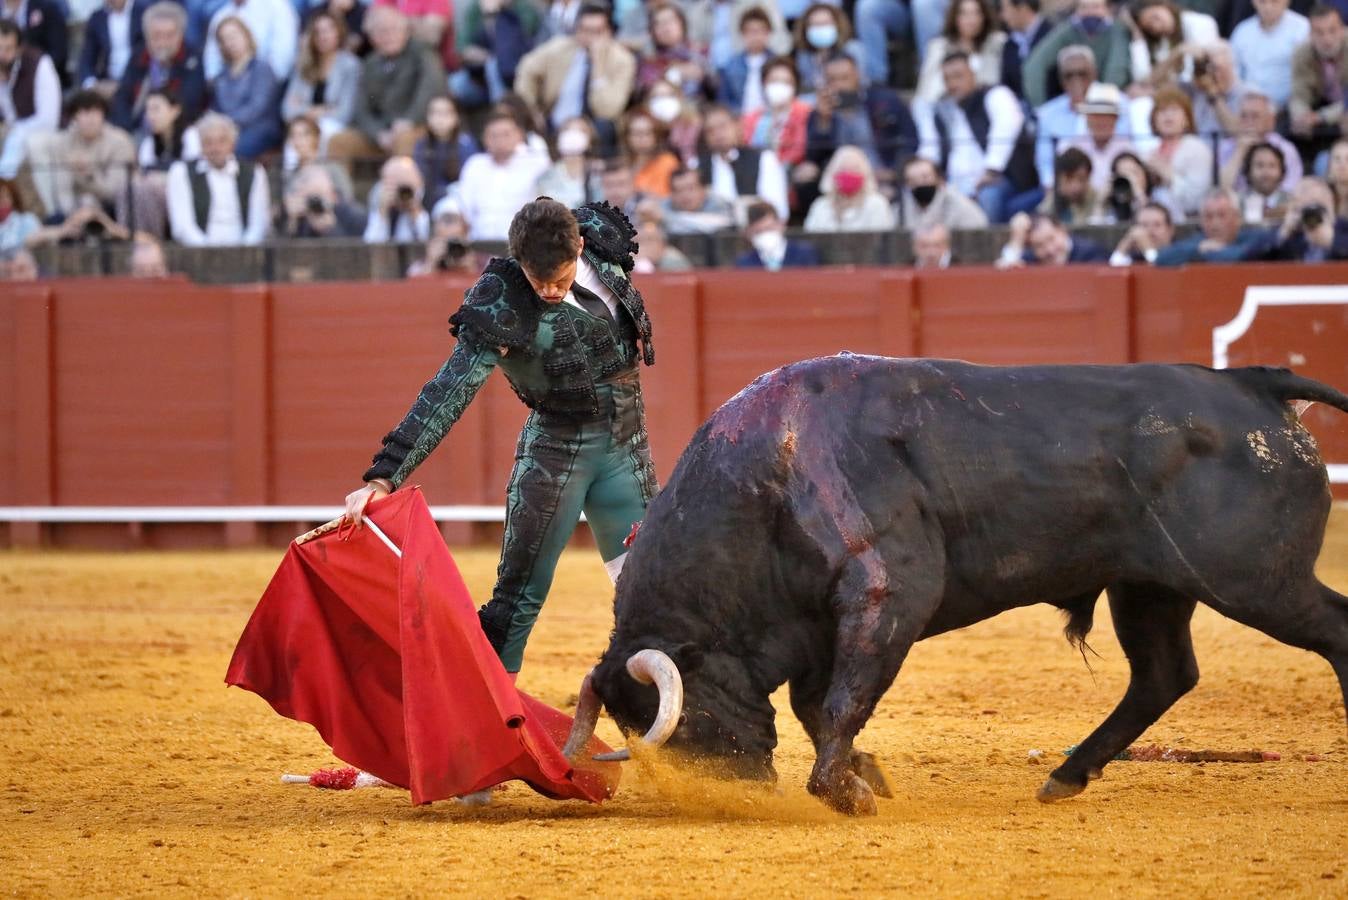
[642,76,701,160]
[804,145,896,232]
[1021,0,1131,107]
[897,155,989,230]
[741,56,810,168]
[735,199,819,270]
[1109,201,1176,265]
[536,116,601,207]
[791,3,867,96]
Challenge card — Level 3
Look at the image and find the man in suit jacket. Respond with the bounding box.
[79,0,147,95]
[1,0,67,82]
[734,200,821,270]
[1155,188,1273,265]
[1289,3,1348,161]
[997,211,1110,265]
[110,1,206,132]
[513,3,634,132]
[999,0,1053,100]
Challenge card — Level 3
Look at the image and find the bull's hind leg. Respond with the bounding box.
[1040,585,1198,802]
[807,551,942,816]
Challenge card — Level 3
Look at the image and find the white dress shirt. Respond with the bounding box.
[741,52,766,115]
[458,145,553,242]
[919,86,1025,198]
[563,252,618,317]
[0,53,61,129]
[106,2,133,81]
[203,0,299,80]
[708,147,788,220]
[166,157,271,246]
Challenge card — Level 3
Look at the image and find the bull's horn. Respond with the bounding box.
[561,671,602,760]
[591,649,684,762]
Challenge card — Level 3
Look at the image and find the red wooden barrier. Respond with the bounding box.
[3,263,1346,547]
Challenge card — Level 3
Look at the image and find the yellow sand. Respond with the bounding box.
[2,511,1347,897]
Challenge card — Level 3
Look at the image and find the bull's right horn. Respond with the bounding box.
[592,649,683,762]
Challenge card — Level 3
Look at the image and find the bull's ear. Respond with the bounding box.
[670,642,704,675]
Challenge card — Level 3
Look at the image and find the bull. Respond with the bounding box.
[562,355,1348,814]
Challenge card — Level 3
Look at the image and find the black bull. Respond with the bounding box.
[575,355,1348,814]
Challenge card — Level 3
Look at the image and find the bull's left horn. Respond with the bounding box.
[561,671,602,760]
[592,649,684,762]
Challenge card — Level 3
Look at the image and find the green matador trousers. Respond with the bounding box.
[477,372,658,672]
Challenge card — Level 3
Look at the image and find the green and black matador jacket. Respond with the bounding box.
[363,202,656,487]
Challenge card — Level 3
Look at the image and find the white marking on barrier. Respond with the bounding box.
[1212,285,1348,484]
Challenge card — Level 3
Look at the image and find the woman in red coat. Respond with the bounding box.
[741,56,811,167]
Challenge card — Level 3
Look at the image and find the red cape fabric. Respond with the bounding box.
[224,487,619,805]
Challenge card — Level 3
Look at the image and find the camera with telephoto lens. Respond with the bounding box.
[1301,203,1327,231]
[1108,175,1135,221]
[436,238,469,271]
[305,195,327,215]
[396,184,416,204]
[1191,53,1210,79]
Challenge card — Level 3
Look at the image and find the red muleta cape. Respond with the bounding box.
[224,487,619,805]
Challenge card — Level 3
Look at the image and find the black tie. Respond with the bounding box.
[571,282,615,325]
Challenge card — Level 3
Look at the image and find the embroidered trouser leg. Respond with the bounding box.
[478,384,657,672]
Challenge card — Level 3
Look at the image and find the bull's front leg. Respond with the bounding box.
[807,551,942,815]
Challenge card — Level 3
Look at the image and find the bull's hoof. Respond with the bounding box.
[1036,776,1086,803]
[831,773,878,816]
[850,750,894,799]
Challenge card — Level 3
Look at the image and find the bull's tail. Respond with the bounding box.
[1226,366,1348,415]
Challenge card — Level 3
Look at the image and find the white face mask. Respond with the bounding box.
[649,94,682,123]
[751,228,786,266]
[764,81,795,108]
[557,128,590,156]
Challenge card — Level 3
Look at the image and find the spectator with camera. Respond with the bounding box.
[1102,151,1159,223]
[363,154,429,242]
[1122,0,1218,89]
[1173,39,1243,140]
[282,115,355,202]
[1021,0,1131,107]
[1153,187,1269,264]
[406,198,477,276]
[279,163,364,238]
[112,3,207,133]
[329,7,445,165]
[166,112,270,246]
[1109,200,1175,264]
[1229,0,1308,109]
[1289,4,1348,168]
[897,155,989,231]
[1263,176,1348,261]
[1036,147,1103,224]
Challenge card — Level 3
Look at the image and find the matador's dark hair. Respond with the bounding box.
[509,197,582,276]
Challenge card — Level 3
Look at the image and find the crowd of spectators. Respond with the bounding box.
[2,0,1348,278]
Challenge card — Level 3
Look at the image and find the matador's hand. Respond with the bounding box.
[344,481,391,526]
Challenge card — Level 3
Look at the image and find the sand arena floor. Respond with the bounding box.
[3,512,1347,898]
